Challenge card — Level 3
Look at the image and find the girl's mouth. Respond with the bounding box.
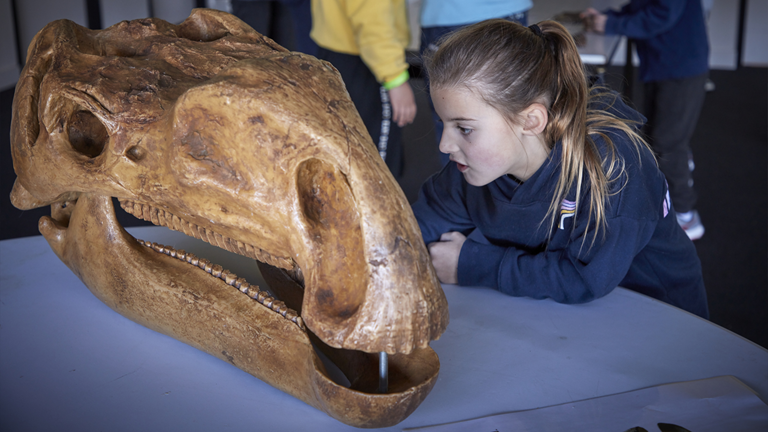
[456,162,468,172]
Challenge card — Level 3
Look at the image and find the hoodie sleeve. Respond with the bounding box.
[604,0,687,40]
[347,0,410,84]
[411,165,476,245]
[458,215,657,303]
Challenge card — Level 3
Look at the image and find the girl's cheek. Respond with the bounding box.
[467,147,499,167]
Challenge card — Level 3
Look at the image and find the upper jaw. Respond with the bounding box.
[108,148,448,355]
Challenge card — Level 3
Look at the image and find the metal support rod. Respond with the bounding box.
[378,351,388,393]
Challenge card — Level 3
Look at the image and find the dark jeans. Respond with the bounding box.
[315,48,404,179]
[420,12,528,166]
[643,73,708,213]
[231,0,318,56]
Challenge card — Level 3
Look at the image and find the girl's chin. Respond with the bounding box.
[462,172,493,187]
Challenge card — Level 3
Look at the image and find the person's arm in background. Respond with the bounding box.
[386,73,416,127]
[582,0,687,39]
[347,0,416,126]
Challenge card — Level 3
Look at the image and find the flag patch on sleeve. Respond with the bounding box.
[559,199,576,229]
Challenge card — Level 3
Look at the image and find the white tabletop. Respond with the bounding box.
[579,32,622,65]
[530,0,624,66]
[2,226,767,431]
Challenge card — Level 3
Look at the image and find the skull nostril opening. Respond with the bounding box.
[177,23,227,43]
[297,159,366,325]
[68,111,108,158]
[126,145,146,162]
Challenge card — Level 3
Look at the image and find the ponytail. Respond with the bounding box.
[537,20,607,247]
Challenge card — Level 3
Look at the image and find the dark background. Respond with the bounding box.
[2,63,766,349]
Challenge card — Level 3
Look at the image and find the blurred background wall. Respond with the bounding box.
[1,0,767,92]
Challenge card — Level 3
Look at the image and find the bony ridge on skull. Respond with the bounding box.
[10,9,448,428]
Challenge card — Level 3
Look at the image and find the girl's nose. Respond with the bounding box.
[438,135,455,155]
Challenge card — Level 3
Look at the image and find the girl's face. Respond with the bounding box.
[432,86,546,187]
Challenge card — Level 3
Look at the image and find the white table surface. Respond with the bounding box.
[579,32,622,65]
[2,226,767,431]
[529,0,623,66]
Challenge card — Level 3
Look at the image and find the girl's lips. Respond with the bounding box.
[456,162,468,173]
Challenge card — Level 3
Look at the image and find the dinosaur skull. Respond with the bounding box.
[9,9,448,426]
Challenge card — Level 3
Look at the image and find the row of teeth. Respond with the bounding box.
[137,238,305,331]
[119,199,296,272]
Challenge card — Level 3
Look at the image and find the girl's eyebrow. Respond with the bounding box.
[448,116,477,122]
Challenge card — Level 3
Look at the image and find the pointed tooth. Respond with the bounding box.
[271,300,286,313]
[186,253,199,266]
[171,214,182,231]
[182,220,196,239]
[236,240,246,255]
[224,272,237,285]
[156,208,166,226]
[120,200,133,214]
[192,225,203,240]
[141,203,151,221]
[239,282,250,294]
[149,206,160,225]
[222,236,235,253]
[204,228,217,246]
[195,225,206,241]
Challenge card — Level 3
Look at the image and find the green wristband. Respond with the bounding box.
[383,70,409,90]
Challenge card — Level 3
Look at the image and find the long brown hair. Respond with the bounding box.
[423,19,648,246]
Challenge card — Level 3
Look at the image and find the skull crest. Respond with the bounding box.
[10,9,448,427]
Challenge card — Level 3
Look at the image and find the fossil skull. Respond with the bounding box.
[9,9,448,427]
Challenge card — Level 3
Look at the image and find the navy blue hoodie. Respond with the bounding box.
[603,0,709,82]
[413,91,709,319]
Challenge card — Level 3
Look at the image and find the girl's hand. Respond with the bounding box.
[427,231,467,284]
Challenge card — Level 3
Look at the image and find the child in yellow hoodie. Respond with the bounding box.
[311,0,416,179]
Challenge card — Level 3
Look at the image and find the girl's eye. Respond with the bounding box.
[458,126,472,135]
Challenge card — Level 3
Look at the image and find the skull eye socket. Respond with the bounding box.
[68,110,108,158]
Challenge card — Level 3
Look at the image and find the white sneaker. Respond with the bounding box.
[677,210,705,241]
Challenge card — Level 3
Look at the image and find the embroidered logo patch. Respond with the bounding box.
[663,180,671,218]
[559,199,576,229]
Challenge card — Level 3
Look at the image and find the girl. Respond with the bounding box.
[412,19,709,318]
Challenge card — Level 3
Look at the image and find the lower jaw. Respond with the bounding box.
[36,193,440,428]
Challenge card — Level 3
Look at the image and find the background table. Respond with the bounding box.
[2,226,766,431]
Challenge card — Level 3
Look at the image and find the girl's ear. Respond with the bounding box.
[522,103,548,136]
